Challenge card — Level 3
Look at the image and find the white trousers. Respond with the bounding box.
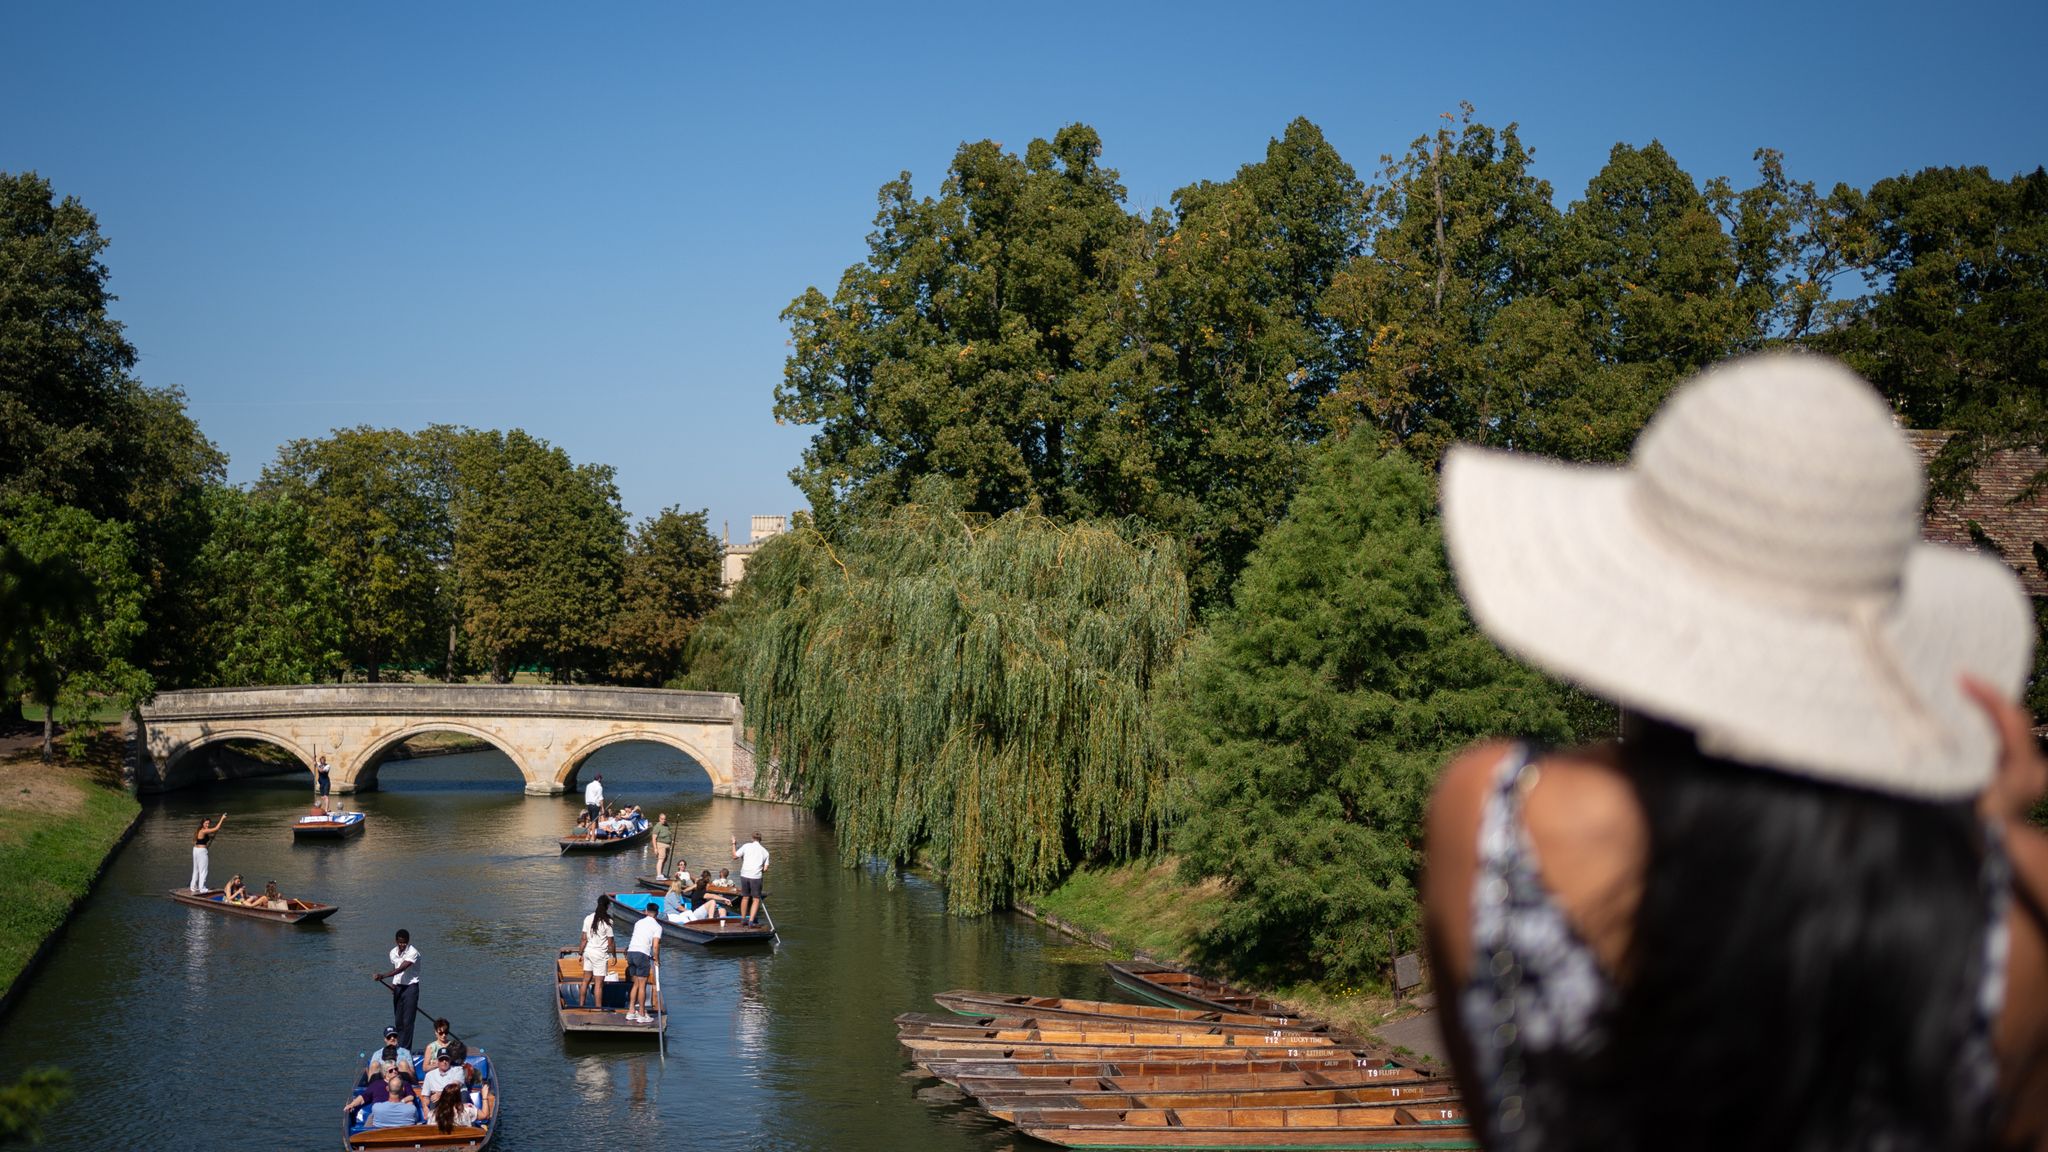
[190,845,209,892]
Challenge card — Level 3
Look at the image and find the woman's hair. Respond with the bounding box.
[1524,717,1996,1152]
[433,1085,462,1132]
[591,893,610,924]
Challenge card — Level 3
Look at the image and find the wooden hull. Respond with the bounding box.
[898,1020,1339,1054]
[342,1049,499,1150]
[1108,961,1294,1018]
[936,990,1322,1034]
[169,888,337,924]
[1015,1121,1474,1149]
[293,813,366,839]
[635,875,743,900]
[922,1057,1408,1083]
[945,1070,1442,1101]
[558,822,651,854]
[553,948,665,1037]
[982,1086,1461,1122]
[918,1008,1327,1041]
[910,1043,1370,1064]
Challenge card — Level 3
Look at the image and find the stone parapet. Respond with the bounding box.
[140,684,741,724]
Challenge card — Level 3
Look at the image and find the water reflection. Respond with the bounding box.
[0,740,1126,1149]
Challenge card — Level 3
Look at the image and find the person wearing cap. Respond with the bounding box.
[1422,353,2048,1150]
[419,1046,465,1103]
[371,929,422,1050]
[362,1027,413,1086]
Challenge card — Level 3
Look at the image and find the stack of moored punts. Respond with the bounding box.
[901,966,1474,1150]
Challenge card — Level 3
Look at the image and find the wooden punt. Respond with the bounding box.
[910,1043,1370,1065]
[557,819,651,854]
[922,1057,1412,1084]
[1108,960,1294,1018]
[897,1021,1340,1055]
[554,948,664,1037]
[1015,1118,1473,1150]
[169,887,338,924]
[606,892,775,946]
[635,875,744,901]
[935,989,1323,1033]
[948,1070,1446,1102]
[293,811,367,840]
[342,1049,499,1149]
[980,1086,1461,1123]
[900,1013,1329,1045]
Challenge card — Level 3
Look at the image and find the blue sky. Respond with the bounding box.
[8,1,2044,534]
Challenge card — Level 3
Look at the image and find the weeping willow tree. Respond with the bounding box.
[727,497,1191,913]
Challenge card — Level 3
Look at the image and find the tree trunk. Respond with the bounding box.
[446,625,459,683]
[42,702,54,762]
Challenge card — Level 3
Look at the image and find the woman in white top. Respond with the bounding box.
[577,894,614,1010]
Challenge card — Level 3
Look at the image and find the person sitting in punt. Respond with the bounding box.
[365,1072,418,1128]
[462,1062,493,1121]
[672,858,692,887]
[431,1084,478,1134]
[422,1018,465,1067]
[662,876,689,922]
[363,1027,413,1085]
[220,875,248,904]
[419,1047,465,1104]
[259,880,289,911]
[680,873,732,922]
[578,894,615,1009]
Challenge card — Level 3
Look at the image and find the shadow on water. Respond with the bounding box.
[0,740,1126,1149]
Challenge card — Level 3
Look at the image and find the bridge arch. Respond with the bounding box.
[345,722,539,793]
[156,728,316,791]
[556,729,730,794]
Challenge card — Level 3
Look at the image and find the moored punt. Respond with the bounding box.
[900,1013,1329,1044]
[921,1057,1412,1083]
[948,1071,1446,1102]
[293,811,367,840]
[1107,960,1295,1018]
[910,1043,1372,1064]
[1015,1119,1474,1150]
[897,1022,1340,1055]
[935,990,1324,1034]
[168,887,338,924]
[979,1086,1461,1123]
[342,1049,499,1150]
[554,948,665,1037]
[558,818,651,854]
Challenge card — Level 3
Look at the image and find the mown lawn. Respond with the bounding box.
[0,769,138,1001]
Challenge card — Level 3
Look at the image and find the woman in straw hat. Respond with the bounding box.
[1423,353,2046,1150]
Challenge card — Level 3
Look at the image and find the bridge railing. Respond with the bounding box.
[139,684,742,724]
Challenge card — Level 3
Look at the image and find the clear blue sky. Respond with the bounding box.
[8,1,2043,534]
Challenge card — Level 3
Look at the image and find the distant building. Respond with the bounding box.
[1903,430,2047,598]
[721,514,790,594]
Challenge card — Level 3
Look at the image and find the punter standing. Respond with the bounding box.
[311,753,332,812]
[731,831,769,925]
[653,813,675,876]
[190,813,227,892]
[584,772,604,822]
[372,929,422,1050]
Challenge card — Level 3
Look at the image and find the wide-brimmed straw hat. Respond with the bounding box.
[1442,353,2034,799]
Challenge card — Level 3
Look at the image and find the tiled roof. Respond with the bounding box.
[1904,430,2048,600]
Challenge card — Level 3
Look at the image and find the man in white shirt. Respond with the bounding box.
[584,774,604,823]
[419,1047,465,1104]
[372,928,422,1050]
[624,904,662,1023]
[731,831,770,925]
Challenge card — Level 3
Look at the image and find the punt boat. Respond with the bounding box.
[920,1057,1413,1083]
[169,887,338,924]
[910,1043,1374,1065]
[293,811,367,840]
[341,1049,499,1150]
[1107,961,1295,1019]
[978,1084,1461,1122]
[635,875,744,901]
[557,818,651,854]
[934,990,1323,1034]
[1014,1110,1473,1150]
[941,1069,1442,1101]
[897,1019,1340,1053]
[554,947,665,1037]
[900,1013,1330,1046]
[606,890,775,946]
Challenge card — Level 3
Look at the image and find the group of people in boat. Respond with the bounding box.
[343,1017,493,1134]
[571,803,647,840]
[218,874,293,910]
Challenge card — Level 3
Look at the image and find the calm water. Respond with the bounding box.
[0,743,1123,1150]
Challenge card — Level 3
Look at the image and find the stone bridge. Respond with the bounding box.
[132,684,758,797]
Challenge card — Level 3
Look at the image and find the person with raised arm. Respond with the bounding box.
[189,813,226,892]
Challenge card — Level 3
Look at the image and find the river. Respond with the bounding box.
[0,743,1125,1149]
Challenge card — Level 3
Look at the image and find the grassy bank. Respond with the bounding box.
[1023,860,1418,1043]
[0,743,140,1003]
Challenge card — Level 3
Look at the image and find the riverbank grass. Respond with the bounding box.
[0,750,139,1001]
[1026,859,1412,1041]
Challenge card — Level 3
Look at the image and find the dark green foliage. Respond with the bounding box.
[0,1065,69,1144]
[1171,435,1575,985]
[184,485,346,685]
[606,507,723,686]
[724,492,1190,913]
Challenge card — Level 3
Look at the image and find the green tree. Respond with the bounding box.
[0,498,149,759]
[186,485,346,685]
[0,1066,70,1145]
[1170,434,1575,985]
[1819,165,2048,493]
[258,427,452,680]
[451,429,626,680]
[728,491,1190,913]
[604,507,722,686]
